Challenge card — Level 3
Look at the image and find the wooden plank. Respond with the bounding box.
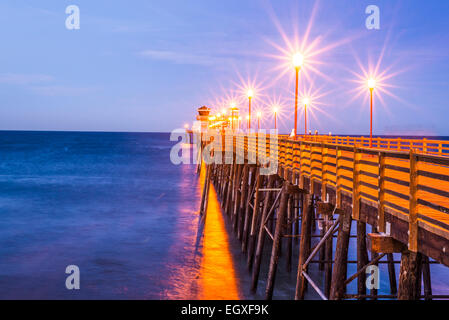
[352,147,361,220]
[409,149,419,252]
[321,143,327,200]
[378,152,386,233]
[336,147,342,208]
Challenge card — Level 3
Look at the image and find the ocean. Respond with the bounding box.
[0,131,448,299]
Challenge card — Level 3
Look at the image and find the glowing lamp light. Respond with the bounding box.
[222,109,227,115]
[368,78,376,90]
[257,111,262,118]
[303,98,310,105]
[184,124,189,129]
[247,89,254,99]
[217,113,221,118]
[230,102,237,108]
[273,106,279,113]
[292,52,304,69]
[246,115,250,120]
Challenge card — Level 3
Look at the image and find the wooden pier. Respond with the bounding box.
[196,132,449,300]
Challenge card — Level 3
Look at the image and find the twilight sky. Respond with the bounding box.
[0,0,449,135]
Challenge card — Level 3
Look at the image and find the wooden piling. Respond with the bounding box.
[386,253,397,295]
[295,193,312,300]
[199,163,212,215]
[329,208,352,300]
[356,221,369,299]
[370,226,379,300]
[398,250,422,300]
[224,162,235,215]
[232,164,244,231]
[251,175,276,293]
[324,212,333,298]
[238,165,251,240]
[422,255,432,300]
[246,174,264,268]
[286,195,293,272]
[265,180,290,300]
[242,167,258,253]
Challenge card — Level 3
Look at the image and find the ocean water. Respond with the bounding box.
[0,131,448,300]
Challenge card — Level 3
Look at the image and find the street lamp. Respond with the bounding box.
[368,78,376,147]
[257,111,262,130]
[292,52,304,137]
[273,106,279,130]
[246,115,250,130]
[230,103,236,130]
[247,89,254,130]
[303,97,310,135]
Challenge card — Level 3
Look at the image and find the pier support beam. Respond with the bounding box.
[232,164,244,231]
[398,250,422,300]
[265,180,290,300]
[316,202,334,298]
[356,221,369,299]
[251,175,276,293]
[329,208,352,300]
[295,193,312,300]
[241,166,257,253]
[237,164,250,238]
[247,174,264,269]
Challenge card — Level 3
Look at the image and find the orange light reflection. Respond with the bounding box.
[197,164,241,300]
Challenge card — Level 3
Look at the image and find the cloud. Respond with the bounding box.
[0,73,97,97]
[29,85,96,96]
[0,73,54,85]
[138,49,223,66]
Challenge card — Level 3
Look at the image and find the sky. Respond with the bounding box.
[0,0,449,135]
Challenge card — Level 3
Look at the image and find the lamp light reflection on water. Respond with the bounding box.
[197,163,241,300]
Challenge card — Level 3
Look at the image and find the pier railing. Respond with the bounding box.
[281,134,449,156]
[233,133,449,252]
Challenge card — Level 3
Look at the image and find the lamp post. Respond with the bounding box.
[293,53,304,137]
[246,115,250,130]
[303,98,309,135]
[273,106,278,130]
[230,103,237,131]
[368,78,376,147]
[257,111,262,130]
[247,89,253,130]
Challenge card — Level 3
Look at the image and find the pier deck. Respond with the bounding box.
[197,133,449,300]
